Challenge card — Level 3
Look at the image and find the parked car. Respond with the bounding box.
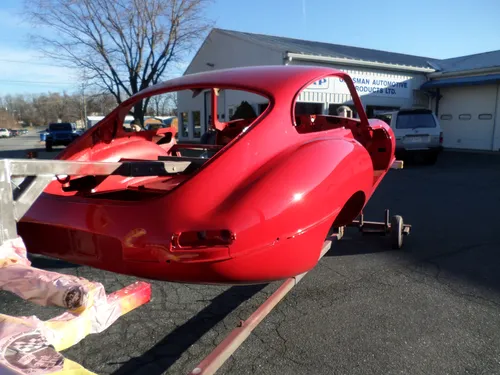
[376,108,443,164]
[10,129,19,137]
[0,128,9,138]
[45,122,81,151]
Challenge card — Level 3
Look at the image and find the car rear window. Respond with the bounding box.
[396,112,436,129]
[49,123,73,131]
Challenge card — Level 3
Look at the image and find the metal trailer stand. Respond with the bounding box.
[345,208,412,249]
[333,159,412,250]
[189,221,410,375]
[189,239,334,375]
[0,158,190,375]
[0,158,191,245]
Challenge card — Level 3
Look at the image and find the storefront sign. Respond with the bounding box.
[309,77,329,89]
[307,71,412,99]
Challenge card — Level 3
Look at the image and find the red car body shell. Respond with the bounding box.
[18,65,396,285]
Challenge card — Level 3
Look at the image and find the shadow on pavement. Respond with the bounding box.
[399,149,500,169]
[326,150,500,297]
[27,254,81,269]
[110,284,267,375]
[327,229,391,257]
[0,147,58,160]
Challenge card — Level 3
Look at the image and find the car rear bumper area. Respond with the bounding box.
[18,219,232,263]
[17,214,326,285]
[17,220,235,282]
[396,145,443,154]
[46,138,75,146]
[16,180,329,284]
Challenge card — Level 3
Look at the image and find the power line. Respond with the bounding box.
[0,79,78,85]
[0,58,72,68]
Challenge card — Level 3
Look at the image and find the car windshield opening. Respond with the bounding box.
[121,87,270,149]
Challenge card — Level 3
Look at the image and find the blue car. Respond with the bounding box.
[45,122,81,151]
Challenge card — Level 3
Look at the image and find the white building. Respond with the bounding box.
[176,28,500,151]
[422,53,500,151]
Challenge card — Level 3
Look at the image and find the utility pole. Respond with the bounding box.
[82,82,87,129]
[80,68,89,130]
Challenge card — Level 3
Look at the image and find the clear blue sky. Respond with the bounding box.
[0,0,498,96]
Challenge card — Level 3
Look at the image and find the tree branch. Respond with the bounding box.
[24,0,213,119]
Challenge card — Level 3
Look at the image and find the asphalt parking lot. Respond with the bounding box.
[1,134,500,375]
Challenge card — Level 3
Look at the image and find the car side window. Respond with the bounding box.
[379,114,392,125]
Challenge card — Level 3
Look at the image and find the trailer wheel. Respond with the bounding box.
[45,141,53,152]
[391,215,403,249]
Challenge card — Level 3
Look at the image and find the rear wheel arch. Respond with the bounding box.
[330,190,366,229]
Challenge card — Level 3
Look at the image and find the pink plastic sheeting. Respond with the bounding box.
[0,237,30,267]
[0,317,71,375]
[0,237,88,309]
[0,237,151,374]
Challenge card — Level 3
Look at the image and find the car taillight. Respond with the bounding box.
[171,230,235,249]
[439,132,443,144]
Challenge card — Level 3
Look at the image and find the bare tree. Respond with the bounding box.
[0,90,121,127]
[148,93,177,116]
[24,0,212,125]
[86,91,118,115]
[1,92,86,126]
[149,95,165,116]
[0,109,17,129]
[167,92,178,115]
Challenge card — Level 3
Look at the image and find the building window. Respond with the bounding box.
[375,113,392,125]
[366,105,399,118]
[180,112,188,137]
[440,114,452,120]
[459,114,471,120]
[479,113,492,120]
[192,111,201,138]
[328,104,359,118]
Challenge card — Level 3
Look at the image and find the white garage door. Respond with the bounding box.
[438,84,497,150]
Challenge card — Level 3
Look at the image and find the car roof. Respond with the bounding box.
[128,65,351,102]
[377,108,434,116]
[49,122,73,126]
[398,108,434,115]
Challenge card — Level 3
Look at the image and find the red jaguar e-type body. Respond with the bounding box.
[18,65,396,285]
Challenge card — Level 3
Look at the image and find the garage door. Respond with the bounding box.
[438,84,497,150]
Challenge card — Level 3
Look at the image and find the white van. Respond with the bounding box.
[0,128,10,138]
[375,108,443,164]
